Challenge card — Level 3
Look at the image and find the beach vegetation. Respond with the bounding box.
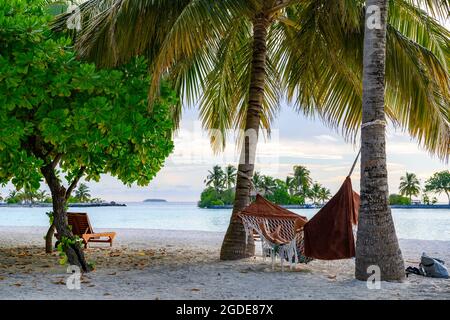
[0,0,176,271]
[398,172,421,201]
[389,194,411,206]
[199,165,330,207]
[425,170,450,205]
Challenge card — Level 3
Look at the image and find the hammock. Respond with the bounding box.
[239,151,361,267]
[238,195,309,270]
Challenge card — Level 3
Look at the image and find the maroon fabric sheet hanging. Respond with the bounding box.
[303,176,360,260]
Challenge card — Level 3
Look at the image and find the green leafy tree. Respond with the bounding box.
[204,165,225,193]
[74,183,91,203]
[6,190,21,204]
[198,187,222,208]
[266,179,291,205]
[398,172,421,201]
[0,1,175,271]
[389,194,411,205]
[198,186,234,208]
[425,171,450,204]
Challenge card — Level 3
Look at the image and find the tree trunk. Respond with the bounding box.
[41,165,91,272]
[220,13,270,260]
[355,0,405,281]
[45,223,55,253]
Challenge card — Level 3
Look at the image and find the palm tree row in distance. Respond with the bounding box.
[200,167,450,208]
[199,165,331,208]
[0,183,102,205]
[392,170,450,205]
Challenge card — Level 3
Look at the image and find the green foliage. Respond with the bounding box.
[398,172,421,200]
[389,194,411,205]
[62,0,450,159]
[425,170,450,204]
[220,188,235,205]
[74,183,90,203]
[265,180,291,205]
[199,164,331,206]
[46,211,54,225]
[56,235,83,265]
[198,187,234,208]
[0,0,176,195]
[422,193,431,205]
[204,165,226,192]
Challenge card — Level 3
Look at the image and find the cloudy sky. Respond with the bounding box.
[1,102,448,203]
[53,103,447,203]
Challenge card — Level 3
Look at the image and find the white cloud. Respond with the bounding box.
[314,134,338,143]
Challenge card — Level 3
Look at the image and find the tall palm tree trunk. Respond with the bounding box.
[355,0,405,281]
[220,13,270,260]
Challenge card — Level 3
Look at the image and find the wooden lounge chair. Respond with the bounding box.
[55,212,116,248]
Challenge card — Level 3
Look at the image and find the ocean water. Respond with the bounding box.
[0,202,449,241]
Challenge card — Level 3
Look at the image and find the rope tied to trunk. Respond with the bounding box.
[237,170,257,193]
[361,119,387,129]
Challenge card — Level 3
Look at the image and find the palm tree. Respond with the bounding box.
[399,172,421,201]
[285,176,296,196]
[260,175,276,196]
[318,187,332,205]
[75,183,91,203]
[355,0,405,281]
[54,0,449,260]
[7,190,19,202]
[18,188,39,204]
[291,165,312,197]
[204,165,225,193]
[425,171,450,205]
[252,171,264,194]
[224,165,237,190]
[36,190,49,203]
[309,182,322,205]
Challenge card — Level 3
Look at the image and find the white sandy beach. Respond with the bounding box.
[0,226,449,300]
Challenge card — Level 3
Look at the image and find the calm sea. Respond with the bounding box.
[0,202,449,241]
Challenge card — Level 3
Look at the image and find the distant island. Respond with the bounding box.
[144,199,168,202]
[0,202,126,208]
